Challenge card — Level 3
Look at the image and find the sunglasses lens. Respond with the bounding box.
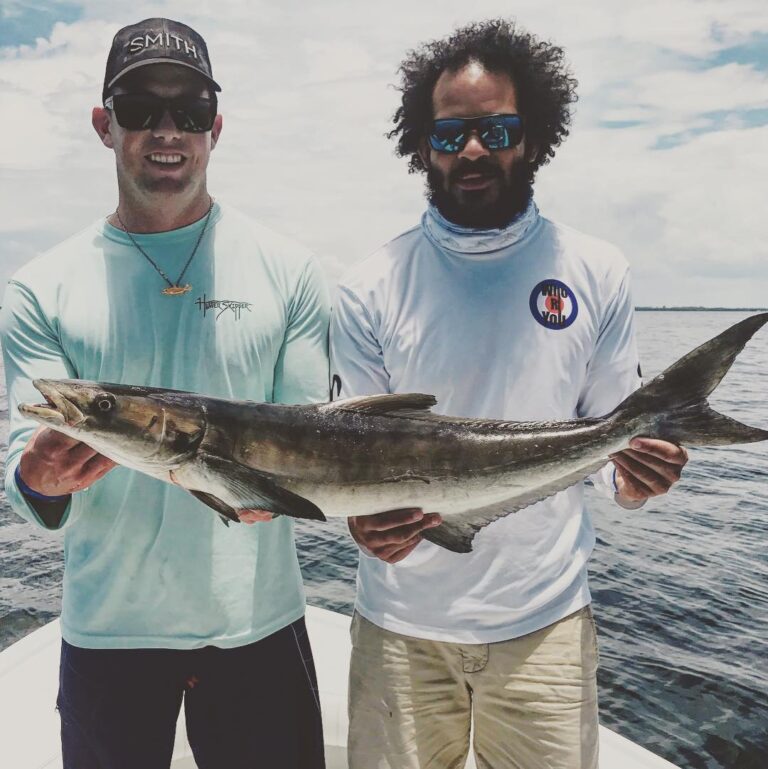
[171,98,216,132]
[479,115,524,149]
[109,95,216,133]
[111,95,160,130]
[479,120,510,150]
[430,120,467,153]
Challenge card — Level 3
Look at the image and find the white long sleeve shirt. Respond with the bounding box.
[330,201,641,643]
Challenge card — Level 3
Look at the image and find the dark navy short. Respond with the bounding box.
[57,616,325,769]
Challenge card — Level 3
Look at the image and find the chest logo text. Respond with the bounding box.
[195,294,252,321]
[529,279,579,330]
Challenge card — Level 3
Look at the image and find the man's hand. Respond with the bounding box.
[611,437,688,503]
[19,426,116,497]
[348,508,443,564]
[237,509,273,524]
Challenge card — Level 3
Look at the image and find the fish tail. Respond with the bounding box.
[613,312,768,446]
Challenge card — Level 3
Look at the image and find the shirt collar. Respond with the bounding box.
[422,196,540,256]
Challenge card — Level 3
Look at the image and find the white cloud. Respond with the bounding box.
[624,63,768,119]
[1,0,767,306]
[537,119,768,305]
[1,92,68,168]
[302,40,375,84]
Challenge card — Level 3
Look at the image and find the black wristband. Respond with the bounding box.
[14,464,71,504]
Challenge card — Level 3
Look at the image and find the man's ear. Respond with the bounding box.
[210,114,223,150]
[418,137,431,169]
[92,107,114,149]
[526,142,539,164]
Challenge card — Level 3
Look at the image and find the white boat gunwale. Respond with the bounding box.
[0,606,681,769]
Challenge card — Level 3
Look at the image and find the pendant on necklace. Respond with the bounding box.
[162,284,192,296]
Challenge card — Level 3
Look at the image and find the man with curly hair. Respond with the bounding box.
[331,19,687,769]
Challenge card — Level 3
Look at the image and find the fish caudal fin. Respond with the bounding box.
[613,312,768,446]
[652,403,768,446]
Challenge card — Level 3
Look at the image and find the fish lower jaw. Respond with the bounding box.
[19,404,67,425]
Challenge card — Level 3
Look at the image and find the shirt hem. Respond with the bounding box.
[354,584,592,644]
[60,604,306,650]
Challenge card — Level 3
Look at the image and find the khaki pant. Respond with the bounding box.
[348,607,599,769]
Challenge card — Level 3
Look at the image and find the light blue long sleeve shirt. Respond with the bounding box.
[0,202,330,649]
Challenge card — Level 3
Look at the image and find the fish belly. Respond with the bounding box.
[286,437,626,519]
[289,471,545,519]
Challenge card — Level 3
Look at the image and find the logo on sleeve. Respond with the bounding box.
[529,279,578,330]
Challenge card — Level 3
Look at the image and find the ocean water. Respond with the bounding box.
[1,310,766,769]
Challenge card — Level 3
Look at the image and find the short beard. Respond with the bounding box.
[137,173,193,194]
[426,158,533,230]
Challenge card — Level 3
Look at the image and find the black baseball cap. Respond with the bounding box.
[102,18,222,101]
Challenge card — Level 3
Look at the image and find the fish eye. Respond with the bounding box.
[97,395,116,412]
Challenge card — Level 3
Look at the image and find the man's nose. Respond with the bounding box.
[458,132,489,161]
[151,108,183,140]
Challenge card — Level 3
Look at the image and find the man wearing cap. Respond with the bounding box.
[331,20,688,769]
[1,18,328,769]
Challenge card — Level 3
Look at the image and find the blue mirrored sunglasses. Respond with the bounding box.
[428,114,524,153]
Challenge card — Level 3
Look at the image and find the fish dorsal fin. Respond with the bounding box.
[321,393,437,415]
[319,393,553,428]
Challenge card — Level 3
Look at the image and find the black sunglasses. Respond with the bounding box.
[104,93,217,133]
[428,114,524,153]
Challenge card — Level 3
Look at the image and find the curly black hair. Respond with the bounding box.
[389,19,578,176]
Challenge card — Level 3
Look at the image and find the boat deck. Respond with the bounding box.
[0,606,680,768]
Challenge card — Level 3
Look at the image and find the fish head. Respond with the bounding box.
[20,379,207,469]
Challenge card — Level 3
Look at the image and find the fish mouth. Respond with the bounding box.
[19,380,86,427]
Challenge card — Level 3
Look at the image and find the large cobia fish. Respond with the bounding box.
[19,313,768,553]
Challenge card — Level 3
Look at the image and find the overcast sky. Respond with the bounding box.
[1,0,767,306]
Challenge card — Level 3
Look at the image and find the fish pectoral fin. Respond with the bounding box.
[197,453,326,522]
[189,490,240,526]
[320,393,437,415]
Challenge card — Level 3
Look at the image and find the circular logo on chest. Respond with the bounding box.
[529,279,579,330]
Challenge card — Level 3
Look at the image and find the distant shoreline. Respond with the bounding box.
[635,307,768,312]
